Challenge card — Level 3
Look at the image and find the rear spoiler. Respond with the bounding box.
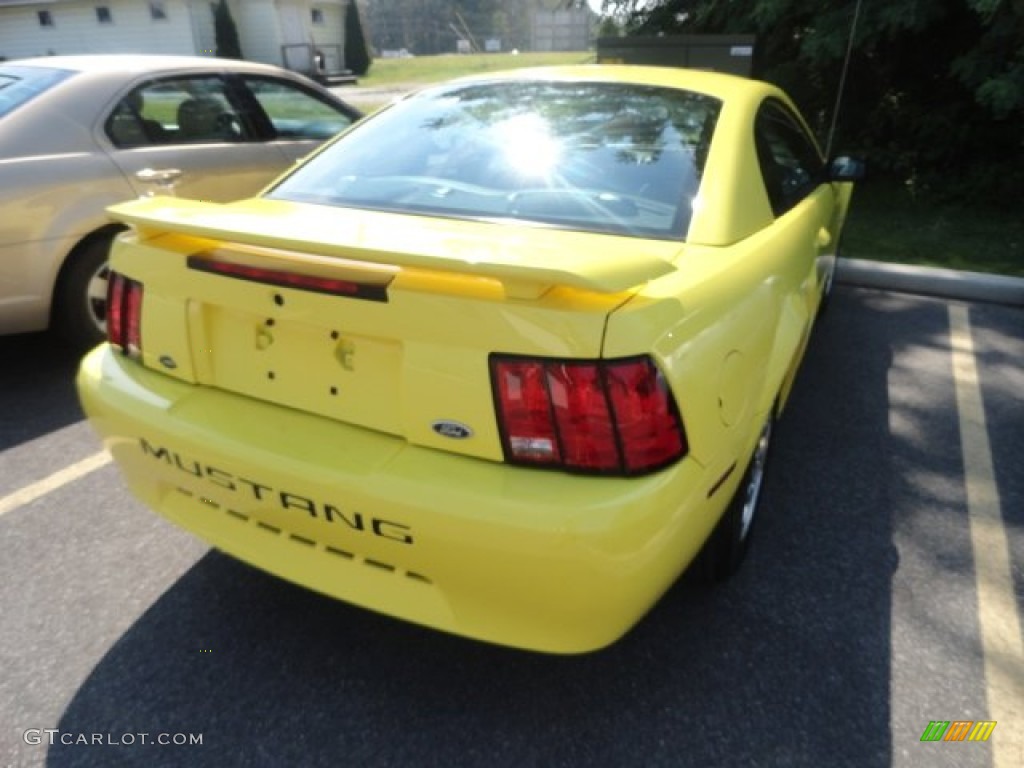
[107,197,680,299]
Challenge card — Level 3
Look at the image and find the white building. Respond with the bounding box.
[0,0,350,76]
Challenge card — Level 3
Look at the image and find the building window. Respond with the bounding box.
[311,8,324,25]
[150,1,167,20]
[96,6,113,24]
[38,10,54,27]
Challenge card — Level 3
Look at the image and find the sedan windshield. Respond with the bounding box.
[269,80,721,240]
[0,65,74,119]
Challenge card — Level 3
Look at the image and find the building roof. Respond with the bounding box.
[0,1,74,7]
[0,2,76,7]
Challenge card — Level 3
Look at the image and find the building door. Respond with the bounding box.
[277,1,312,72]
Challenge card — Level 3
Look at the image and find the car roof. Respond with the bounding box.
[6,54,288,77]
[439,64,779,102]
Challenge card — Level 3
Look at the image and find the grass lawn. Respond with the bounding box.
[843,180,1023,277]
[356,50,596,87]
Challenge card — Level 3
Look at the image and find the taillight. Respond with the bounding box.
[490,355,687,476]
[106,272,143,358]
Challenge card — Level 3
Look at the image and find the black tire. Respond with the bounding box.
[52,235,113,351]
[703,411,775,582]
[820,255,836,309]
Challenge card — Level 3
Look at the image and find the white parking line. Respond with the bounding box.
[949,304,1024,766]
[0,451,112,518]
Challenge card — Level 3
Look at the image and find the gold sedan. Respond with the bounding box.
[0,54,359,348]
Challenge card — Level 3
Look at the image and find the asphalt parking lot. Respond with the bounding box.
[1,281,1021,768]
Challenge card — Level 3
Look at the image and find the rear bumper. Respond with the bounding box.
[78,345,723,653]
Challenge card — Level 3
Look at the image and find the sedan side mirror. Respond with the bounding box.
[829,155,866,181]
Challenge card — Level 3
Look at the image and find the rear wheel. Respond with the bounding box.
[704,411,774,582]
[818,239,844,316]
[53,235,112,350]
[821,257,836,305]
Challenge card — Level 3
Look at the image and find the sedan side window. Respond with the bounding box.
[106,77,247,148]
[754,102,824,217]
[242,76,355,141]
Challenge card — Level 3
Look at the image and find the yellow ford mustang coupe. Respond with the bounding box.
[78,66,863,653]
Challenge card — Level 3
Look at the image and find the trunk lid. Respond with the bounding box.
[108,196,683,462]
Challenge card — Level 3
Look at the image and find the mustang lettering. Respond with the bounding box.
[139,438,413,544]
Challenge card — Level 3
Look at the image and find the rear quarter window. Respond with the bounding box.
[754,101,825,217]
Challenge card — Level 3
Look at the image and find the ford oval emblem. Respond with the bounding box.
[431,420,473,439]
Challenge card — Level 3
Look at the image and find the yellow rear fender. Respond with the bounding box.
[766,292,813,416]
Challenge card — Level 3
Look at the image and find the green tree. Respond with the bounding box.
[368,0,454,54]
[213,0,243,59]
[954,0,1024,120]
[603,0,1024,203]
[345,0,373,75]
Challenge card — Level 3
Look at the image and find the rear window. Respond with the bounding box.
[0,65,74,118]
[268,80,721,240]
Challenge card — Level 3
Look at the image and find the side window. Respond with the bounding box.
[754,102,824,217]
[106,76,247,148]
[242,76,355,140]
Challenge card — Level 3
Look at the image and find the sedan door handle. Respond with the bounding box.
[135,167,183,196]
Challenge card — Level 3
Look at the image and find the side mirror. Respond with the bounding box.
[829,155,866,181]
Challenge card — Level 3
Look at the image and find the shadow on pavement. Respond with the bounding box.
[0,332,86,451]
